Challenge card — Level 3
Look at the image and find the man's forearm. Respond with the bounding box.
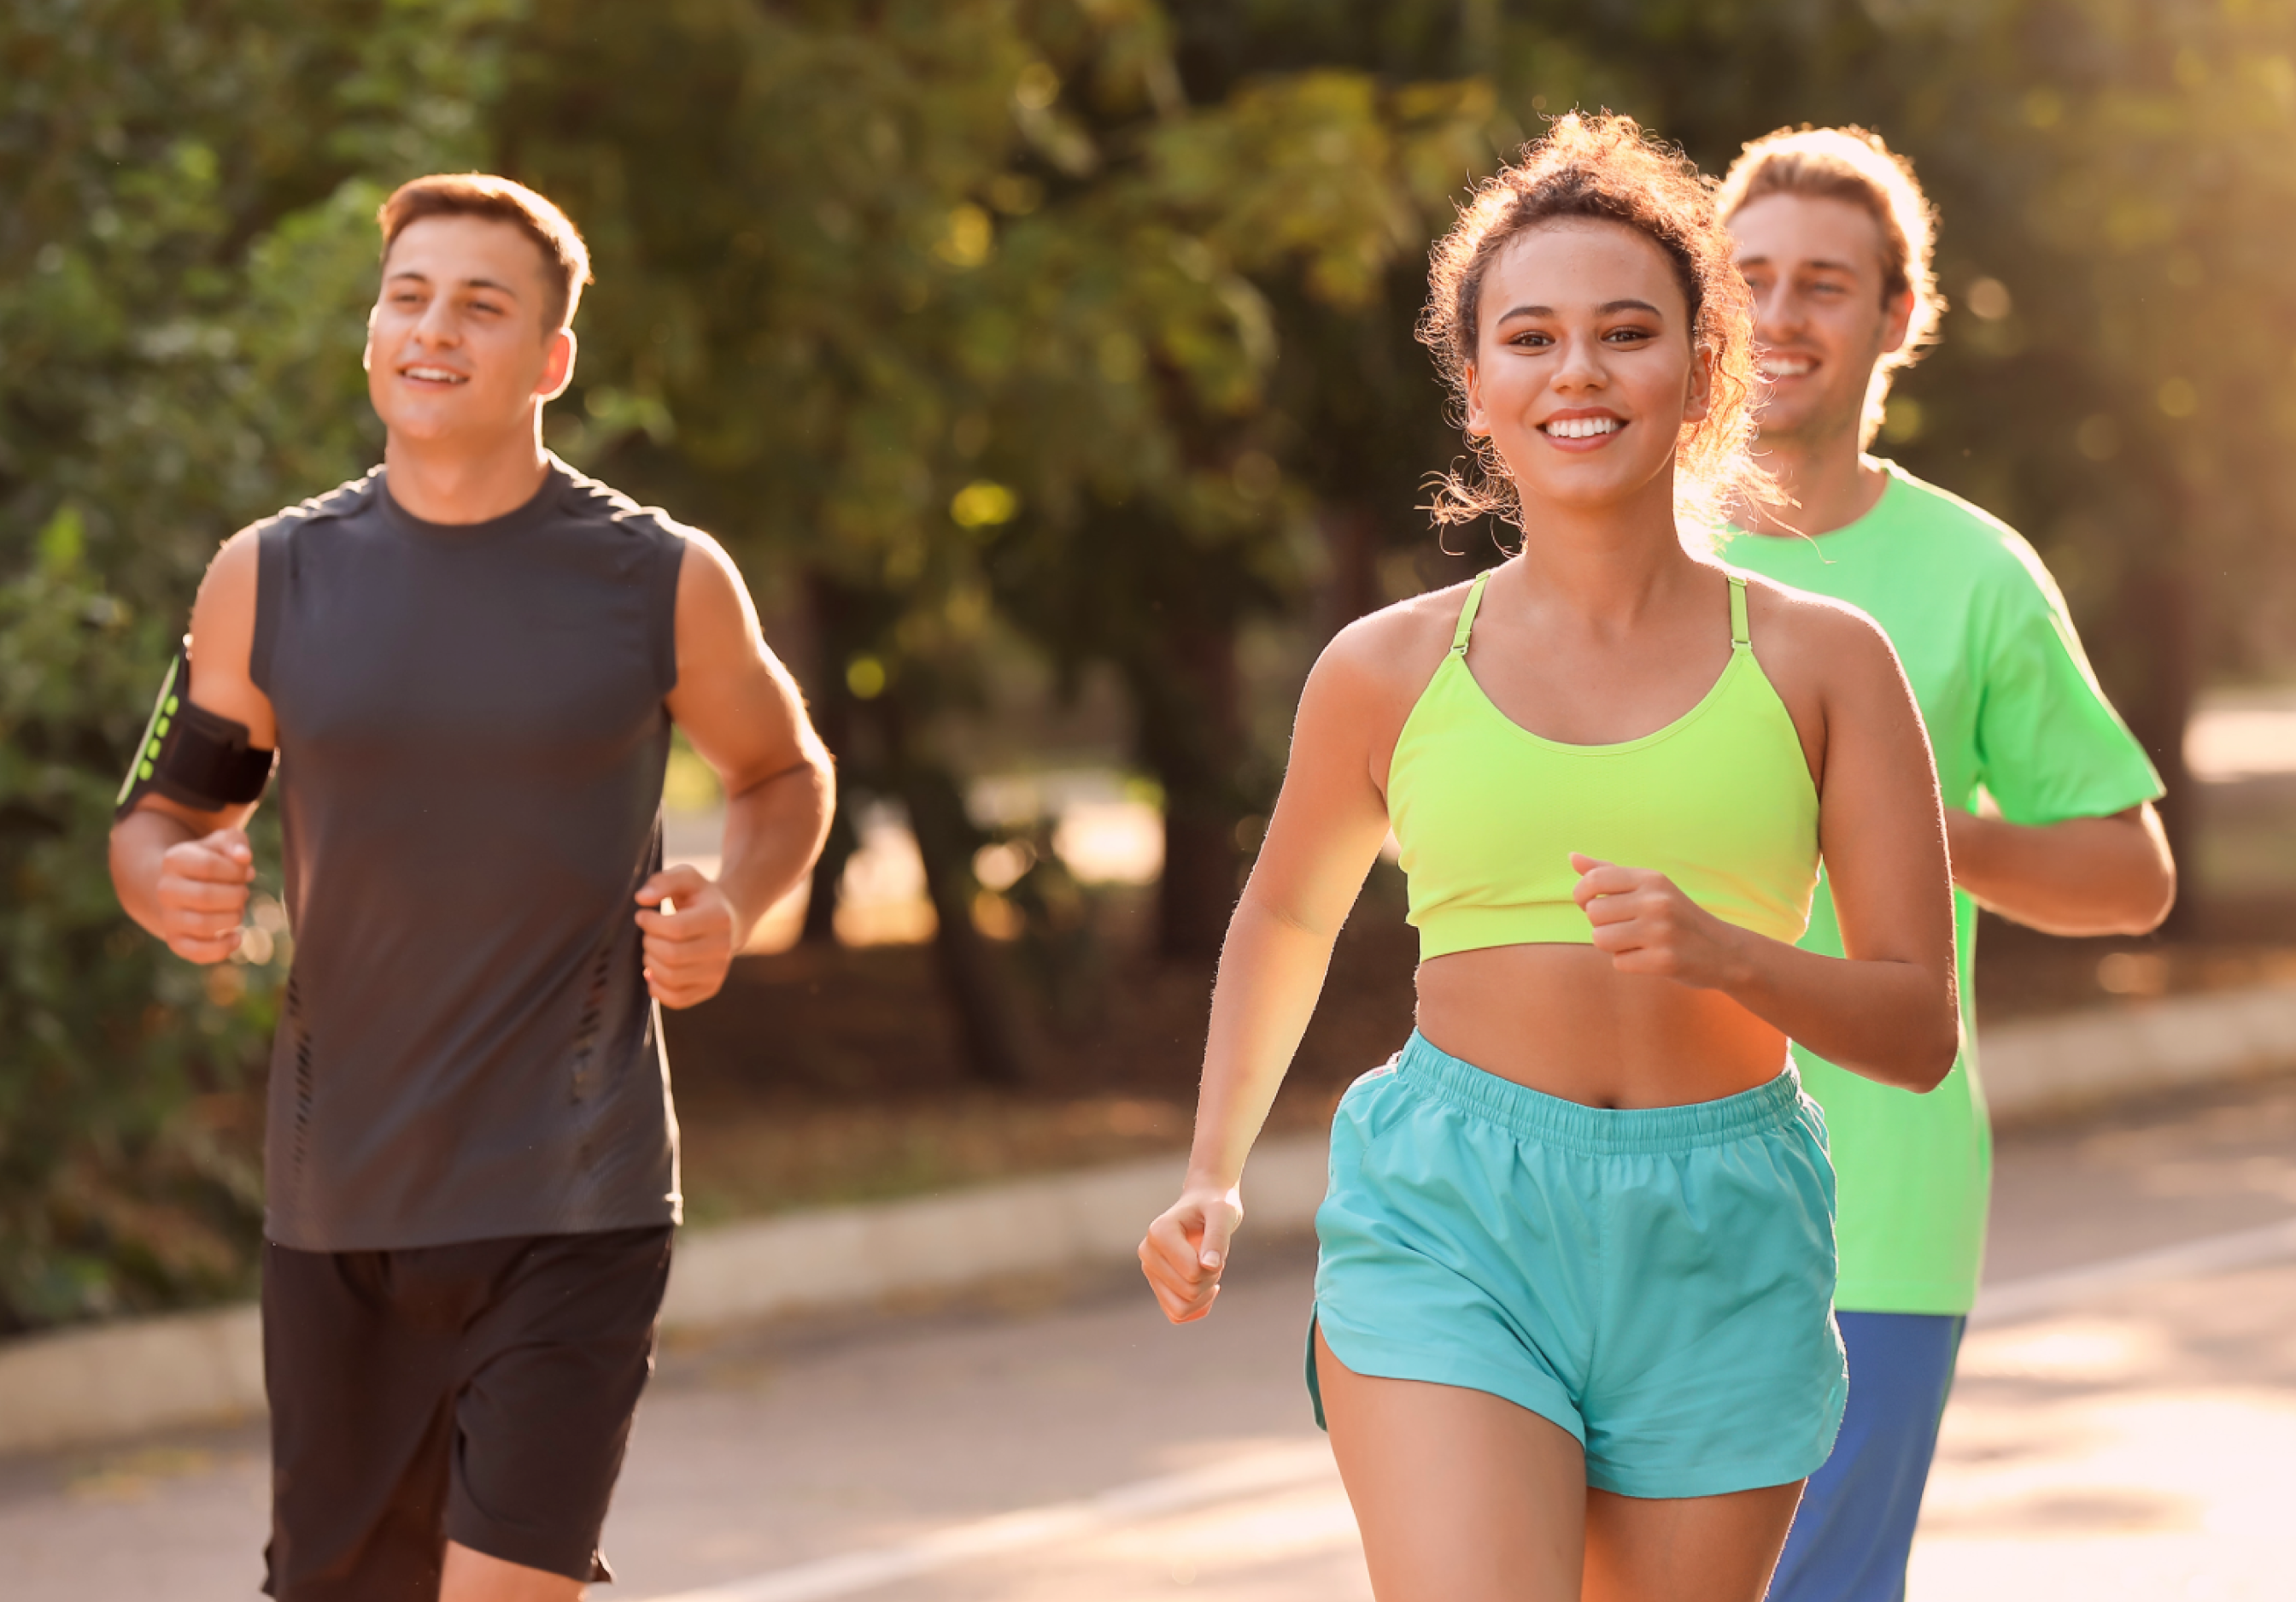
[713,761,835,936]
[1945,807,2175,936]
[109,807,201,936]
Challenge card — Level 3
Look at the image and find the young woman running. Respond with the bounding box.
[1138,114,1960,1602]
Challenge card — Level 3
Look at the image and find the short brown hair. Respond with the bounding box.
[378,173,593,332]
[1420,113,1774,538]
[1716,127,1942,444]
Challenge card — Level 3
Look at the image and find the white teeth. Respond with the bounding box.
[1544,415,1621,439]
[1760,357,1813,378]
[404,366,466,383]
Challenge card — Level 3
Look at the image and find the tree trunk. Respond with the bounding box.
[1131,621,1245,962]
[898,760,1037,1086]
[2111,557,2199,932]
[1319,502,1383,638]
[800,574,862,946]
[1157,803,1239,962]
[799,677,858,947]
[799,797,857,946]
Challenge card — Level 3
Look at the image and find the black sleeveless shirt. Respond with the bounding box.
[250,460,686,1250]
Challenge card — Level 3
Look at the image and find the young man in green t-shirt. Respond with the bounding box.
[1716,127,2176,1601]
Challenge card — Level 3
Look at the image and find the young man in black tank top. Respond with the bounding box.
[108,175,834,1602]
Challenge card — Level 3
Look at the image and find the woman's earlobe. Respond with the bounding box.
[1463,362,1490,437]
[1681,345,1716,425]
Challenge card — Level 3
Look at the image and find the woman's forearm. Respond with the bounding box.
[1717,931,1959,1091]
[1183,895,1344,1190]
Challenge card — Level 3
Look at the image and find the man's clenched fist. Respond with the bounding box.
[155,827,255,964]
[634,863,744,1009]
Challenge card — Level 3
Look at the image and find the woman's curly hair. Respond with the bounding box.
[1418,113,1777,540]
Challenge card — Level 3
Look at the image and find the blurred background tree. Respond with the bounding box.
[1166,0,2296,905]
[0,0,516,1329]
[7,0,2295,1327]
[498,3,1490,1080]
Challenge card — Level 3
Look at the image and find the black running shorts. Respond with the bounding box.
[261,1226,673,1599]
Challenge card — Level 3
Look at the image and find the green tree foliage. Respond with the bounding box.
[1852,1,2296,871]
[1172,0,2296,883]
[0,511,272,1329]
[0,0,518,1329]
[497,1,1493,1077]
[9,0,2295,1321]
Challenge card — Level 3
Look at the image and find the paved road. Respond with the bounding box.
[6,1072,2293,1601]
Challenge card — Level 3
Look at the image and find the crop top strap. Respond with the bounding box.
[1451,571,1493,655]
[1728,572,1750,650]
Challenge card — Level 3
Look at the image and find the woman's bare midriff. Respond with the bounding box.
[1414,945,1791,1108]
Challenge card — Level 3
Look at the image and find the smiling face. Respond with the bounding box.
[1461,219,1712,522]
[364,214,575,446]
[1728,192,1913,447]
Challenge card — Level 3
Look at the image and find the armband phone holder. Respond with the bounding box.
[114,643,276,819]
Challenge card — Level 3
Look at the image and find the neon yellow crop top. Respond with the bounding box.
[1388,568,1820,960]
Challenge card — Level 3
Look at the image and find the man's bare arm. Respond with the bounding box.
[108,530,275,963]
[643,531,835,1009]
[1945,802,2174,936]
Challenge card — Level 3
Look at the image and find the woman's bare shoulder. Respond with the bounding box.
[1289,582,1473,789]
[1737,571,1901,681]
[1314,581,1473,695]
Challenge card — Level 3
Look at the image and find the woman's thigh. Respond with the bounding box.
[1582,1479,1805,1602]
[1315,1325,1585,1602]
[1317,1327,1807,1602]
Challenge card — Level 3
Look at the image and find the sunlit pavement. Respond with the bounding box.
[1913,1262,2296,1601]
[3,1074,2293,1602]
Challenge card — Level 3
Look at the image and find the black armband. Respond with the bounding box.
[114,647,276,819]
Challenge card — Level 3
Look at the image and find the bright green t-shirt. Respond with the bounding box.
[1723,463,2163,1314]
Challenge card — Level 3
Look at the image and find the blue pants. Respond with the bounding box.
[1770,1311,1965,1602]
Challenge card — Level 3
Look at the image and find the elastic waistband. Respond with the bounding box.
[1396,1030,1804,1155]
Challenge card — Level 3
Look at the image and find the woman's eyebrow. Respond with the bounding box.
[1495,298,1663,321]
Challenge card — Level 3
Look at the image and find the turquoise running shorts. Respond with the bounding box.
[1310,1031,1848,1499]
